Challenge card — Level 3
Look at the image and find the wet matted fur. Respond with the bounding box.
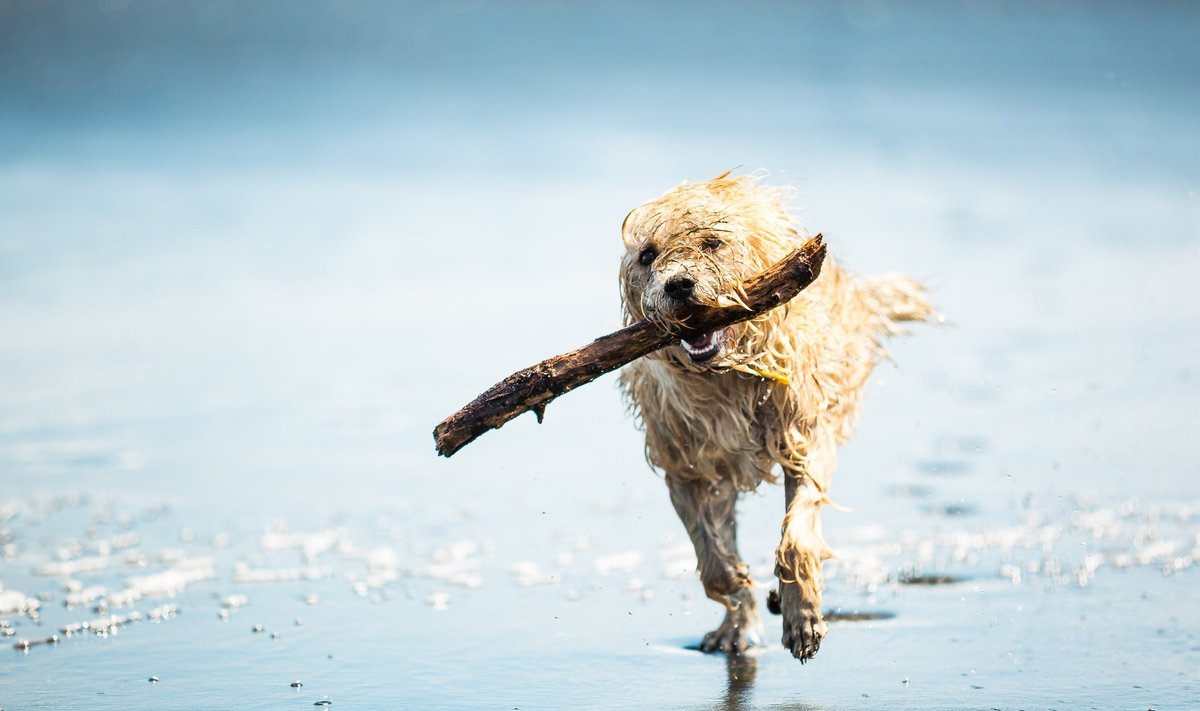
[618,171,933,661]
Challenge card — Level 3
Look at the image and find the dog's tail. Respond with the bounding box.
[860,273,938,334]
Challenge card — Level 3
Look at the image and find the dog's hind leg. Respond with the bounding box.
[667,474,761,653]
[773,438,836,662]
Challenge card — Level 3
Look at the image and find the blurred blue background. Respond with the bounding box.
[1,1,1198,709]
[3,0,1197,501]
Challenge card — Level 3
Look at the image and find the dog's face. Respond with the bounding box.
[620,174,800,371]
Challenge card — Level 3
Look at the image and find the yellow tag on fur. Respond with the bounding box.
[754,368,791,385]
[735,365,791,385]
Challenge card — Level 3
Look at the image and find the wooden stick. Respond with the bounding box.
[433,234,826,457]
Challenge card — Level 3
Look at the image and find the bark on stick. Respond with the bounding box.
[433,234,826,457]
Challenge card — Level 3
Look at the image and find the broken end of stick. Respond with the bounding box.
[434,402,547,458]
[803,233,825,264]
[788,233,826,289]
[433,424,456,458]
[807,234,826,279]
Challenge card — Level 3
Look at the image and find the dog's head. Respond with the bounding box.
[620,171,804,372]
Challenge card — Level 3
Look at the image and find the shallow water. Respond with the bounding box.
[2,2,1199,709]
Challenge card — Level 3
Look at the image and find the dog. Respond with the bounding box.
[619,171,933,661]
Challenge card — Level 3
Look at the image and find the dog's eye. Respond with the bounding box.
[638,248,656,266]
[702,238,723,251]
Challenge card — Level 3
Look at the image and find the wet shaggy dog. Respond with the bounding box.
[619,172,933,661]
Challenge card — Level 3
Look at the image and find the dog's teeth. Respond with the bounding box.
[681,339,718,360]
[680,329,723,362]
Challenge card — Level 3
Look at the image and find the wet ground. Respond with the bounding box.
[1,486,1197,709]
[2,2,1199,709]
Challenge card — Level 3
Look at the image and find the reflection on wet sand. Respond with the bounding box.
[720,651,757,711]
[715,652,836,711]
[702,650,843,711]
[707,609,902,711]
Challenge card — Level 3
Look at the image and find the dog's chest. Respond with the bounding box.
[637,359,769,478]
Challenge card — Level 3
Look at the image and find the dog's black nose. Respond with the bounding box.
[664,275,695,302]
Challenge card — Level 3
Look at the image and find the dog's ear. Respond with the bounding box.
[620,207,639,247]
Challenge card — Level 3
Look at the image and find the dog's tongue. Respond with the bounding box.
[685,332,715,349]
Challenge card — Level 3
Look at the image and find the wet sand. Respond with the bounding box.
[1,485,1196,709]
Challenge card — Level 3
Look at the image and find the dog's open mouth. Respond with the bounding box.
[680,329,725,363]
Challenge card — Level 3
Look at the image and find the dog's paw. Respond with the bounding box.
[781,604,826,662]
[775,540,827,662]
[699,621,755,654]
[697,598,762,655]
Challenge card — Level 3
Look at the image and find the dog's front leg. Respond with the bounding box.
[666,474,760,653]
[771,471,832,662]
